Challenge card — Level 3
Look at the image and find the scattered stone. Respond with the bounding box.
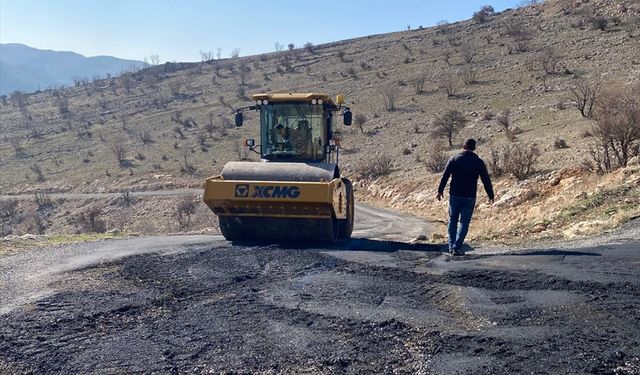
[549,176,561,186]
[107,228,121,235]
[430,233,445,241]
[411,234,428,243]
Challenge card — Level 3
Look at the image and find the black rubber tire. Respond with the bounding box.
[338,178,355,240]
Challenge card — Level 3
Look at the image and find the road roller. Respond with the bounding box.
[203,92,355,242]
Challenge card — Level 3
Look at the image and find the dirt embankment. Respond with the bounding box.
[356,159,640,245]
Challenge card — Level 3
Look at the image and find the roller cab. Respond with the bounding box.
[203,93,355,242]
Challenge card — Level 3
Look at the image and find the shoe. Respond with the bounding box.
[451,248,465,256]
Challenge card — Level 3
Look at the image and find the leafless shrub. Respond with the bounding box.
[554,138,569,149]
[461,43,478,64]
[589,16,608,31]
[173,126,185,139]
[0,199,18,218]
[440,73,458,98]
[236,63,251,86]
[337,50,350,63]
[432,110,468,146]
[490,143,541,180]
[462,67,478,85]
[496,109,511,130]
[346,66,357,78]
[570,79,599,118]
[30,164,45,182]
[168,80,182,96]
[230,48,240,59]
[356,155,393,179]
[481,111,495,121]
[236,86,247,100]
[174,195,197,229]
[19,211,47,235]
[138,130,153,144]
[7,136,24,156]
[424,140,449,172]
[354,114,368,133]
[72,205,106,233]
[381,86,399,111]
[413,74,428,94]
[54,96,71,117]
[34,192,53,210]
[197,132,209,147]
[117,191,135,207]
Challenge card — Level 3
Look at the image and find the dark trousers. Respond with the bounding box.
[447,195,476,250]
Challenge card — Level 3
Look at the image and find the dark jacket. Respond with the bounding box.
[438,151,494,200]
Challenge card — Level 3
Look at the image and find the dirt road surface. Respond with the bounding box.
[1,205,639,374]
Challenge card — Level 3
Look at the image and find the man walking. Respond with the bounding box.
[437,139,494,256]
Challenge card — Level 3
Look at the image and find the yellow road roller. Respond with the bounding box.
[203,92,355,242]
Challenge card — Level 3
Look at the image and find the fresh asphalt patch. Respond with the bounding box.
[0,212,638,374]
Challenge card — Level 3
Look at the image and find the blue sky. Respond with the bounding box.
[1,0,523,62]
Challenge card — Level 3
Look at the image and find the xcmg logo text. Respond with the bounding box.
[251,185,301,199]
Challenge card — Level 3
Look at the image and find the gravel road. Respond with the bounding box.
[0,205,638,374]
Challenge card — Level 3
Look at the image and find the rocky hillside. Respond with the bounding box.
[1,0,639,241]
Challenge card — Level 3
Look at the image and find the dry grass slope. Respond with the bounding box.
[1,0,639,241]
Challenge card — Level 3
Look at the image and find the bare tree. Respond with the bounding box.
[591,84,640,169]
[10,91,27,112]
[119,75,133,94]
[381,86,399,111]
[179,146,197,174]
[570,79,599,118]
[236,63,251,86]
[110,137,129,165]
[432,110,468,146]
[149,54,160,66]
[230,48,240,58]
[216,48,222,59]
[200,50,214,62]
[274,42,284,52]
[540,47,561,74]
[473,5,495,23]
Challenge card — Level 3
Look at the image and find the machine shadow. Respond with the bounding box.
[231,238,447,253]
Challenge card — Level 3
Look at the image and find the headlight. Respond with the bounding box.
[311,99,317,105]
[317,99,323,105]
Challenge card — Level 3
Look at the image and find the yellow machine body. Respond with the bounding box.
[203,177,348,220]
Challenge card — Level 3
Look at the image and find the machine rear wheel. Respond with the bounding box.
[218,216,338,243]
[338,179,354,240]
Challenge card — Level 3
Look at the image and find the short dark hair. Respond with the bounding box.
[463,138,476,151]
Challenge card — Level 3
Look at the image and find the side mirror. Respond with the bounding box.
[244,138,255,147]
[235,112,243,127]
[343,110,352,126]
